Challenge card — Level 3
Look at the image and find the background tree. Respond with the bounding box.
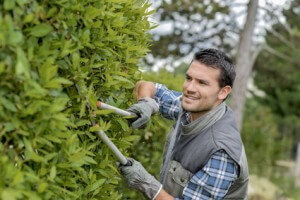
[254,0,300,156]
[146,0,240,66]
[230,0,259,130]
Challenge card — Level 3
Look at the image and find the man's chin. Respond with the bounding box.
[182,103,206,112]
[182,104,198,112]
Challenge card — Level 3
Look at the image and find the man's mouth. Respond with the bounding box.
[184,95,199,101]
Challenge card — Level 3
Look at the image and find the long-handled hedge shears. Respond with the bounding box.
[94,101,137,166]
[75,84,135,166]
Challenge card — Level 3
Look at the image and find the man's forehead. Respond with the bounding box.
[187,61,220,80]
[188,61,220,73]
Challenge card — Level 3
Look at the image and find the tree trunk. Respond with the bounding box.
[230,0,259,131]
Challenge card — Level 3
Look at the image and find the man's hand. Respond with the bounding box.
[127,97,159,129]
[118,158,162,200]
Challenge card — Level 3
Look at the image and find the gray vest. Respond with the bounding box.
[161,106,249,199]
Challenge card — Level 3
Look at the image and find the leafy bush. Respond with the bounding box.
[0,0,153,199]
[241,99,288,177]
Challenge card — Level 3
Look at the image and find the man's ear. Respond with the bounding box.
[218,86,232,100]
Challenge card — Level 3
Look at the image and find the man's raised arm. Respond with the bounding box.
[134,80,156,100]
[126,81,159,129]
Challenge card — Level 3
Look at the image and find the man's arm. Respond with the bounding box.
[131,81,182,120]
[134,80,156,100]
[155,189,174,200]
[126,81,158,129]
[118,151,238,200]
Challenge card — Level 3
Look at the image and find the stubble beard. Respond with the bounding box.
[181,99,212,118]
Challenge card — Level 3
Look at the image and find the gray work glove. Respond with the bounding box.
[118,158,162,200]
[127,97,159,129]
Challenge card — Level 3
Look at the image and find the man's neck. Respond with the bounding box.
[190,111,209,122]
[189,102,223,122]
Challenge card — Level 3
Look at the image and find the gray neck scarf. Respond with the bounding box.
[182,102,226,135]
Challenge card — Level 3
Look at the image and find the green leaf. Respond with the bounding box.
[39,58,58,83]
[89,126,102,132]
[76,120,91,127]
[84,156,97,165]
[49,166,56,181]
[38,182,48,193]
[0,62,5,74]
[4,0,15,10]
[116,118,129,131]
[24,138,45,162]
[123,135,140,142]
[44,135,61,143]
[23,100,49,115]
[30,24,53,37]
[80,100,87,118]
[52,113,69,122]
[25,80,48,98]
[60,39,74,57]
[1,189,22,200]
[12,171,24,185]
[85,7,102,20]
[4,123,16,132]
[84,179,106,194]
[16,130,30,136]
[0,97,17,112]
[87,84,97,109]
[113,75,135,88]
[16,47,30,78]
[23,13,34,23]
[44,78,73,88]
[8,31,23,45]
[49,97,69,113]
[72,52,80,69]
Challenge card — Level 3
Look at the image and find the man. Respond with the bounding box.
[118,49,249,199]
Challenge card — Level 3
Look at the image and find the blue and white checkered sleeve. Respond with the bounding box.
[174,150,239,200]
[153,83,182,120]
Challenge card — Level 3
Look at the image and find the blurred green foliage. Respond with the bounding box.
[254,0,300,154]
[0,0,153,199]
[241,99,289,177]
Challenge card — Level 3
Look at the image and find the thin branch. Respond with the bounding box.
[266,27,295,49]
[250,44,263,67]
[259,6,292,34]
[264,44,297,64]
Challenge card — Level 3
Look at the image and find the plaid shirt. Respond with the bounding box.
[154,83,238,199]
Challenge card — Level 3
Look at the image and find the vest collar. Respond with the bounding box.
[182,102,226,135]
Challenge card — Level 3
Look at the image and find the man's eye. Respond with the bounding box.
[186,76,191,80]
[198,81,207,85]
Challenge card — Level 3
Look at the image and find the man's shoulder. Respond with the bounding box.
[209,107,243,164]
[212,106,240,134]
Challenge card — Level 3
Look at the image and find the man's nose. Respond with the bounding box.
[186,80,197,93]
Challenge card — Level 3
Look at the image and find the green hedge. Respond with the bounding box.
[0,0,153,199]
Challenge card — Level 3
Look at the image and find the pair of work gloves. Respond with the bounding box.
[117,97,162,200]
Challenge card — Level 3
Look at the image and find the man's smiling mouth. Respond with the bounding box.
[184,95,199,100]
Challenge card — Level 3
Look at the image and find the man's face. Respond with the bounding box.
[182,60,230,120]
